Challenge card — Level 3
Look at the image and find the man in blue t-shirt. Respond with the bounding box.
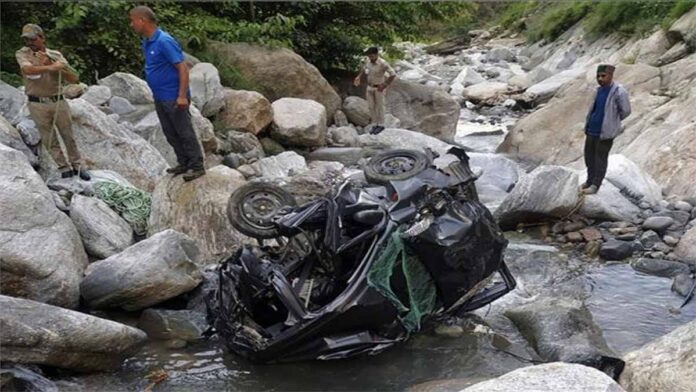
[582,64,631,195]
[129,6,205,181]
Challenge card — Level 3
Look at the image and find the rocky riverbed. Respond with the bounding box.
[2,8,696,392]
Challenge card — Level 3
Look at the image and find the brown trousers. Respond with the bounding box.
[28,100,82,170]
[366,86,386,125]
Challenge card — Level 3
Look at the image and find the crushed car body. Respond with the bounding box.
[205,147,516,363]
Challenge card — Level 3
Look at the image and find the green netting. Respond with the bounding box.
[94,181,151,236]
[367,229,437,332]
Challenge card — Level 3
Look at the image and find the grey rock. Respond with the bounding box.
[138,309,207,341]
[657,41,689,66]
[600,240,634,261]
[667,5,696,49]
[664,235,680,246]
[80,229,202,310]
[69,195,134,259]
[0,115,37,166]
[148,166,251,263]
[206,41,342,121]
[82,85,112,106]
[485,47,516,63]
[386,79,460,142]
[15,118,41,147]
[280,161,348,204]
[327,126,359,147]
[504,296,623,378]
[333,110,349,127]
[0,363,57,392]
[271,98,327,147]
[642,216,675,233]
[605,155,663,205]
[70,99,168,191]
[653,210,691,229]
[189,63,225,117]
[653,242,672,253]
[98,72,153,104]
[495,166,579,230]
[307,147,371,166]
[462,363,624,392]
[244,151,307,179]
[357,128,454,158]
[108,96,136,115]
[671,273,695,297]
[218,89,273,135]
[674,201,692,211]
[525,68,584,105]
[0,81,26,124]
[674,226,696,265]
[0,295,146,371]
[640,230,660,249]
[620,320,696,392]
[259,137,285,156]
[217,130,265,162]
[580,182,641,222]
[342,96,371,127]
[0,144,87,308]
[630,257,690,278]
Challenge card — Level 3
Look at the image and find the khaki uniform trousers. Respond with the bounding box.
[28,100,82,170]
[366,86,386,125]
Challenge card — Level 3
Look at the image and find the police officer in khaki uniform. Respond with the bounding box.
[353,47,396,133]
[15,24,89,180]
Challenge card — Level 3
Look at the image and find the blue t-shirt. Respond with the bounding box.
[586,85,611,137]
[142,28,188,101]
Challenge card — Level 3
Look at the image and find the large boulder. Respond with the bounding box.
[524,68,585,105]
[462,82,512,103]
[674,226,696,265]
[189,62,225,117]
[639,122,696,197]
[270,98,327,147]
[469,153,523,213]
[357,128,454,158]
[667,5,696,50]
[505,296,623,378]
[133,106,217,167]
[0,144,87,309]
[452,67,486,88]
[0,115,37,166]
[342,96,371,127]
[69,98,168,191]
[386,79,460,142]
[239,151,307,179]
[69,195,134,260]
[216,130,265,161]
[148,166,250,262]
[217,89,273,135]
[206,41,341,119]
[80,229,202,310]
[81,85,112,106]
[462,363,625,392]
[620,320,696,392]
[97,72,153,104]
[0,81,26,125]
[604,154,662,204]
[0,295,147,372]
[495,166,580,230]
[633,29,674,66]
[579,181,641,222]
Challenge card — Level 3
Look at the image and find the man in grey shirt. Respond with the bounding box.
[582,64,631,195]
[353,47,396,133]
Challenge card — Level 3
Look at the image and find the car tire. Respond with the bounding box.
[227,182,296,239]
[364,149,431,185]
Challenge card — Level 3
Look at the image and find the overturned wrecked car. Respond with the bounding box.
[205,147,516,363]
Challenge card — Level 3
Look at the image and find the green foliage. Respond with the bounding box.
[192,50,258,91]
[497,1,538,31]
[527,1,592,42]
[0,71,23,87]
[1,1,475,84]
[583,0,677,36]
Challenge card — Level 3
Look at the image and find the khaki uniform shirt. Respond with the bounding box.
[15,46,69,97]
[363,57,395,86]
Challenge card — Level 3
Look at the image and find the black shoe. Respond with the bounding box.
[167,165,188,175]
[183,169,206,182]
[580,181,592,190]
[61,170,75,179]
[74,169,91,181]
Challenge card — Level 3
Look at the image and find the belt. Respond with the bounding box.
[27,95,63,103]
[370,84,381,88]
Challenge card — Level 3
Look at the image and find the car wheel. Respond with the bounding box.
[364,149,431,185]
[227,182,296,239]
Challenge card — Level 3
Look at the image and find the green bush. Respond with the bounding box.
[527,1,592,42]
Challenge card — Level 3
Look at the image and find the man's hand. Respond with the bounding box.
[377,83,386,92]
[49,61,65,72]
[35,51,51,65]
[353,76,361,87]
[176,96,189,110]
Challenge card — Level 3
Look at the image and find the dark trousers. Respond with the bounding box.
[155,101,204,170]
[584,134,613,187]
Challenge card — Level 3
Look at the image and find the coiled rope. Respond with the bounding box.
[94,181,151,236]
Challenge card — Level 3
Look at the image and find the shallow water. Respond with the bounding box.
[60,252,695,391]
